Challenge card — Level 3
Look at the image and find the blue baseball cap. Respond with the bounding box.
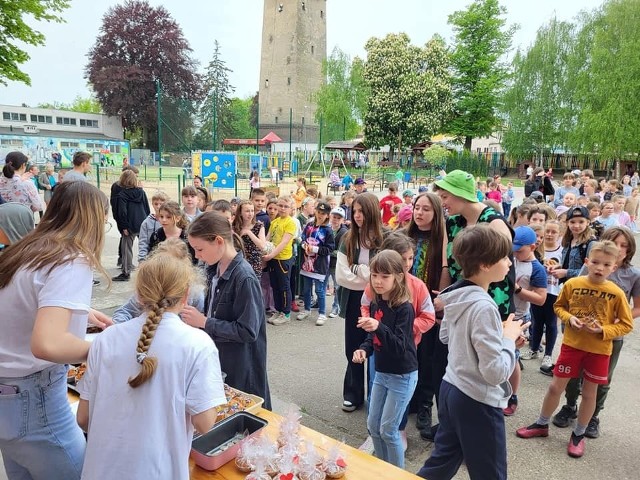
[513,226,537,251]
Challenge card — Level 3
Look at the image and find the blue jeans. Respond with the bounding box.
[367,370,418,468]
[325,271,339,311]
[0,364,86,479]
[367,354,410,430]
[302,275,326,315]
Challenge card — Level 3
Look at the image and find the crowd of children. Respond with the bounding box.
[3,160,638,479]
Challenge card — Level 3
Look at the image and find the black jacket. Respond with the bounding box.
[113,187,150,234]
[204,253,272,409]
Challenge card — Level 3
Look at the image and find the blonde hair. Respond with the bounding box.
[151,191,169,203]
[530,223,545,259]
[0,181,108,288]
[128,253,199,388]
[369,250,411,308]
[588,240,619,261]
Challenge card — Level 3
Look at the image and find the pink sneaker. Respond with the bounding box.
[503,402,518,416]
[516,423,549,439]
[567,433,585,458]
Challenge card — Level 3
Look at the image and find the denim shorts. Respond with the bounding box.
[0,364,85,479]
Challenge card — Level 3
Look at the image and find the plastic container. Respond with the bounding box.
[191,411,268,471]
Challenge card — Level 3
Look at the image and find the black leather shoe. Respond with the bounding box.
[112,273,130,282]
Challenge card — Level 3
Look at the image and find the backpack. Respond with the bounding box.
[524,180,537,197]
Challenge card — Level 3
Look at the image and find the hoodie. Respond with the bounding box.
[439,280,516,408]
[114,187,150,234]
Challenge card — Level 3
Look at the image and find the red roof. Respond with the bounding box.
[261,131,282,143]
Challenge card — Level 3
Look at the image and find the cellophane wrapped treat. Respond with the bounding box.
[277,406,302,448]
[322,444,347,479]
[274,456,300,480]
[245,457,272,480]
[235,437,258,472]
[298,442,326,480]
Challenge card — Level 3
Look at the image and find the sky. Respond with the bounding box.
[0,0,605,107]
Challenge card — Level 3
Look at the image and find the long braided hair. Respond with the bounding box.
[128,251,198,388]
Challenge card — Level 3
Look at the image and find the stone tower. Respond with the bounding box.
[258,0,326,143]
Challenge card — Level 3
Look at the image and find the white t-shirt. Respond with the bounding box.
[0,259,92,377]
[78,312,226,480]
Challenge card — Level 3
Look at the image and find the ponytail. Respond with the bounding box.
[232,231,246,256]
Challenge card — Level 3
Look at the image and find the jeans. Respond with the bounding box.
[530,293,558,356]
[368,354,411,430]
[302,275,326,315]
[325,271,339,312]
[367,370,417,468]
[0,365,86,480]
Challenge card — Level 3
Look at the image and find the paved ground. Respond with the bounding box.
[2,183,640,479]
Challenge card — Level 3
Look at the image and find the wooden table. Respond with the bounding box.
[68,392,419,479]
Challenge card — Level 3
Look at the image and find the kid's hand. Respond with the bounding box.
[432,290,444,312]
[352,349,367,364]
[503,314,530,342]
[583,321,603,334]
[357,316,379,332]
[569,316,583,330]
[181,306,206,329]
[263,253,273,262]
[550,268,567,279]
[88,308,113,330]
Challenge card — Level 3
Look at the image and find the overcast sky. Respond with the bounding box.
[0,0,604,107]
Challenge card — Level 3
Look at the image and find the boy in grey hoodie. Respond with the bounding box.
[418,224,529,480]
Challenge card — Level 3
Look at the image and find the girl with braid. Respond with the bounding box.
[76,252,226,480]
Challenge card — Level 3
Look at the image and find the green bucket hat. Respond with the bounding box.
[434,170,478,203]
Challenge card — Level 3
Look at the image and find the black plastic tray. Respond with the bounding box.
[192,411,268,453]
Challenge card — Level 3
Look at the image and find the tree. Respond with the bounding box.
[313,47,367,144]
[501,19,577,162]
[570,0,640,161]
[0,0,69,86]
[196,40,235,150]
[447,0,516,150]
[85,0,201,150]
[363,33,452,157]
[38,95,103,113]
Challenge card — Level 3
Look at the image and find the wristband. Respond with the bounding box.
[515,286,523,295]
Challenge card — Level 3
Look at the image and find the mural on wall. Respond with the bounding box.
[191,151,236,189]
[0,134,130,168]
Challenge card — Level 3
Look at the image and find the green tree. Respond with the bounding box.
[227,97,257,140]
[38,95,103,113]
[501,19,577,162]
[447,0,516,150]
[363,33,452,157]
[313,47,366,144]
[0,0,69,86]
[570,0,640,161]
[197,40,235,150]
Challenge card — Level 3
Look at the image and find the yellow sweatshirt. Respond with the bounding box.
[554,276,633,355]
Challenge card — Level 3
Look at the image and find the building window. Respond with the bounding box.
[30,114,37,122]
[4,112,26,121]
[320,10,323,18]
[275,116,278,124]
[287,77,291,86]
[86,143,104,149]
[311,45,314,54]
[0,139,22,146]
[80,119,98,128]
[56,116,77,126]
[30,114,51,124]
[109,144,121,154]
[61,141,80,148]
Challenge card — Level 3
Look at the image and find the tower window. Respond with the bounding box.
[302,2,306,10]
[278,3,283,12]
[287,77,291,86]
[275,117,278,124]
[311,45,315,54]
[265,79,269,88]
[320,10,323,18]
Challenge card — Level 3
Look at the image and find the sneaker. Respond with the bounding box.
[342,400,358,412]
[358,435,374,454]
[585,416,600,439]
[520,348,539,360]
[92,279,101,286]
[271,313,290,325]
[111,273,130,282]
[315,314,327,326]
[567,432,585,458]
[553,405,577,428]
[266,312,280,325]
[516,423,549,439]
[310,299,319,309]
[503,402,518,416]
[328,306,339,318]
[540,355,553,369]
[290,301,300,313]
[416,405,432,432]
[420,423,438,441]
[400,429,408,452]
[297,310,311,321]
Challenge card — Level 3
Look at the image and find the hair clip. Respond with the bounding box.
[136,352,148,364]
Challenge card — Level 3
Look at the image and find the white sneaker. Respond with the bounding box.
[270,312,291,326]
[541,355,553,369]
[328,307,339,318]
[358,435,374,454]
[297,310,311,321]
[520,348,538,360]
[316,314,327,326]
